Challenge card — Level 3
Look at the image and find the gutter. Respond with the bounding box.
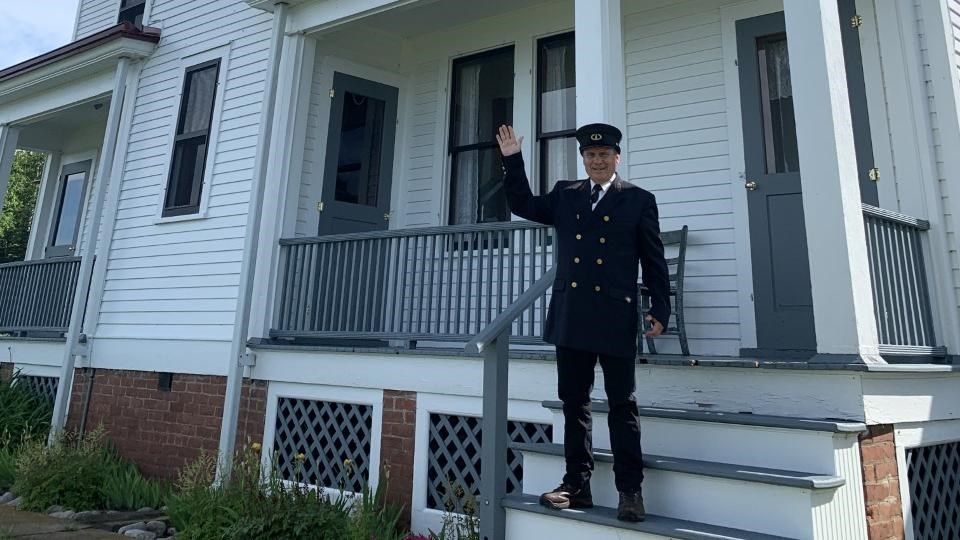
[50,57,132,438]
[215,1,289,483]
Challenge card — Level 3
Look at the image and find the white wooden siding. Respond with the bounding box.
[403,61,441,228]
[916,0,960,323]
[622,0,742,355]
[295,57,324,237]
[951,0,960,298]
[75,0,121,40]
[97,0,272,342]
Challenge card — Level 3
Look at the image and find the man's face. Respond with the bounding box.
[581,146,620,184]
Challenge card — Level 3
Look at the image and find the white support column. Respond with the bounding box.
[783,0,882,362]
[0,125,21,217]
[574,0,628,168]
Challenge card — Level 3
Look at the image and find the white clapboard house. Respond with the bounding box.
[0,0,959,538]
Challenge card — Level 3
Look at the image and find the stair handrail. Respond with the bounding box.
[465,266,556,540]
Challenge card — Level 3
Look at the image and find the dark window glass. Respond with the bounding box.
[449,46,514,224]
[52,171,86,247]
[118,0,146,28]
[163,60,220,217]
[537,32,577,193]
[757,35,799,174]
[334,91,386,207]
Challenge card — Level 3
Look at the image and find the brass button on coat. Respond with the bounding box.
[596,258,603,265]
[574,257,580,264]
[571,281,578,288]
[599,237,606,244]
[576,234,582,240]
[603,216,610,222]
[594,286,601,292]
[626,297,632,303]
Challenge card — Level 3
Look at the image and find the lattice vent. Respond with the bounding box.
[426,413,551,512]
[908,441,960,540]
[273,398,372,493]
[19,375,58,404]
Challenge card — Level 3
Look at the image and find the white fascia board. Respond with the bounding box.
[0,38,157,109]
[285,0,425,34]
[246,0,310,12]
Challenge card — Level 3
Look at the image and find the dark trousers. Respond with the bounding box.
[556,346,644,493]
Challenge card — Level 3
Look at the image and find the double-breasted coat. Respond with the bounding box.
[502,152,670,359]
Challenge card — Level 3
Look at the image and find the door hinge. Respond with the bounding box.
[329,89,336,98]
[317,201,325,213]
[851,14,863,28]
[868,167,880,182]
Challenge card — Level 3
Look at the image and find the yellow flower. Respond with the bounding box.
[296,453,306,462]
[251,442,262,451]
[343,458,352,466]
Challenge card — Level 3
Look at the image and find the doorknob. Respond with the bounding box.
[317,201,324,213]
[383,212,391,222]
[744,181,758,191]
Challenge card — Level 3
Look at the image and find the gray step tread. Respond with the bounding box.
[503,494,797,540]
[513,442,845,490]
[542,400,866,433]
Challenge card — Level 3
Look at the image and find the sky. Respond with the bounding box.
[0,1,81,69]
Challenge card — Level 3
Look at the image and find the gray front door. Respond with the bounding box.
[318,72,398,235]
[737,7,877,355]
[46,160,92,258]
[737,13,816,353]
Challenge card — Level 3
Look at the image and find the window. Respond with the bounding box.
[756,34,799,174]
[537,33,577,193]
[118,0,146,28]
[448,46,514,225]
[163,59,221,217]
[46,160,91,258]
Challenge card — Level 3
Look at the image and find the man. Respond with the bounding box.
[496,123,669,522]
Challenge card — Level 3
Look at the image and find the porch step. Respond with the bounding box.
[504,494,796,540]
[515,442,842,538]
[543,400,865,472]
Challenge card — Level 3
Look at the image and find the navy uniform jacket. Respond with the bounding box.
[502,152,670,359]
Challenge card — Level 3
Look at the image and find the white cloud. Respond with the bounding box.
[0,1,80,70]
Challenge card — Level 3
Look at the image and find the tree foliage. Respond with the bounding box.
[0,150,45,263]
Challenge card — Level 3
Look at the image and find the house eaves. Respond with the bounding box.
[0,22,160,107]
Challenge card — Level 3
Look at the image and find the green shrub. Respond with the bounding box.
[0,448,15,492]
[168,444,405,540]
[13,428,168,512]
[0,371,53,451]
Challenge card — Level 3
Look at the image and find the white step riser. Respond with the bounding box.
[550,410,850,473]
[522,452,815,539]
[506,509,672,540]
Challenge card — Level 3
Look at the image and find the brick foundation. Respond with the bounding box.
[860,425,905,540]
[380,390,417,527]
[66,368,267,479]
[0,362,12,382]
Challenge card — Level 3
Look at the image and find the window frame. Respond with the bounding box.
[157,47,229,223]
[535,31,577,195]
[117,0,147,28]
[446,45,516,225]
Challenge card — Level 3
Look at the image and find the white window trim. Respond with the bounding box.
[33,150,99,259]
[154,43,231,224]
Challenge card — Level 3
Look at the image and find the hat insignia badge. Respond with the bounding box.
[590,133,602,141]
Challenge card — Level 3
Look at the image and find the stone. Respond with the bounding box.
[118,521,148,534]
[166,527,177,536]
[46,505,66,514]
[6,496,22,508]
[124,531,157,540]
[0,492,14,504]
[71,510,105,521]
[137,506,155,512]
[145,521,167,535]
[50,510,76,519]
[159,505,168,512]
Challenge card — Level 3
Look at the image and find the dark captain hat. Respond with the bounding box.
[575,123,622,154]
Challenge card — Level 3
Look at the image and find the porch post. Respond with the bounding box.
[0,125,21,217]
[574,0,628,167]
[783,0,882,363]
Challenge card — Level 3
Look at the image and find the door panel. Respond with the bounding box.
[318,72,398,236]
[737,12,817,352]
[46,160,91,258]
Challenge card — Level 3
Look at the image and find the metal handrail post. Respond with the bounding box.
[478,329,509,540]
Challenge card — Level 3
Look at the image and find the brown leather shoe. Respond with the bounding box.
[539,482,593,510]
[617,490,646,522]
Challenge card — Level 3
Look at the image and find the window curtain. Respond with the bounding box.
[453,64,481,225]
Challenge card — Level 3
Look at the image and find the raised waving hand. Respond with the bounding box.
[496,124,523,157]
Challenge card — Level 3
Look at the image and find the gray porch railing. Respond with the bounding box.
[272,222,555,343]
[862,204,945,357]
[466,267,556,540]
[0,257,82,333]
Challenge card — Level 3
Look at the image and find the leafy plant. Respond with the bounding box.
[168,444,406,540]
[13,427,168,512]
[0,447,16,492]
[0,150,44,264]
[0,371,53,451]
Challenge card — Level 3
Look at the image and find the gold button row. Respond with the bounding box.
[575,234,607,244]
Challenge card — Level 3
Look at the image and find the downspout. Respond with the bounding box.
[215,1,288,483]
[50,57,132,438]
